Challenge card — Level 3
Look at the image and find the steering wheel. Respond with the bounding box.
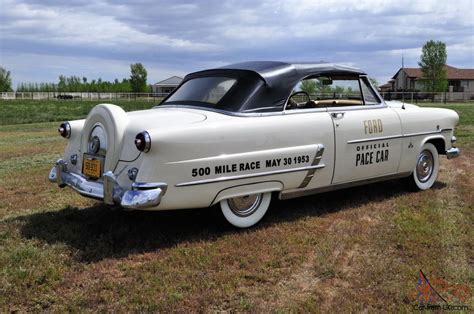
[286,91,311,109]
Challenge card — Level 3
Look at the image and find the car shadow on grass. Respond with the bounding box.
[18,179,446,262]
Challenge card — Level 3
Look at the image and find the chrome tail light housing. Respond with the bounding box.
[135,131,151,152]
[58,122,71,138]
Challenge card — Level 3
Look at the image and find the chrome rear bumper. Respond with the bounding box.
[49,159,167,209]
[446,147,460,159]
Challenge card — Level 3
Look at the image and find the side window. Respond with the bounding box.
[286,75,364,110]
[360,78,381,105]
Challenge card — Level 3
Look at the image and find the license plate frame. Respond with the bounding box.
[82,154,104,179]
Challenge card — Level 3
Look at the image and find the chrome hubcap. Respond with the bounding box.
[227,194,262,217]
[88,125,107,156]
[416,150,434,183]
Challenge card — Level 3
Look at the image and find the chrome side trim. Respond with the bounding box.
[347,134,405,143]
[446,147,460,159]
[347,129,452,144]
[298,144,325,188]
[280,172,411,200]
[175,164,326,187]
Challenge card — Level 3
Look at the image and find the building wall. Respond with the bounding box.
[151,85,178,94]
[462,80,474,92]
[394,71,404,90]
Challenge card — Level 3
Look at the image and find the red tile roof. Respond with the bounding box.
[393,65,474,80]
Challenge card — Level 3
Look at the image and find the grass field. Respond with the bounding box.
[0,101,472,311]
[0,99,163,125]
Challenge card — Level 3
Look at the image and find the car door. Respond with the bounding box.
[330,78,403,184]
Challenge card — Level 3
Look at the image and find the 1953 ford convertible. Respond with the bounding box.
[49,61,460,228]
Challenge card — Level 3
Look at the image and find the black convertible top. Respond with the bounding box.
[163,61,368,112]
[218,61,365,88]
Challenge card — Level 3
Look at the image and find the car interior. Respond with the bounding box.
[285,75,378,110]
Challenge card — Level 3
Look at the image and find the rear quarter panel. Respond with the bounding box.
[136,110,335,210]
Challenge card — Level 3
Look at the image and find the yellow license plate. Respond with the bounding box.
[83,158,101,178]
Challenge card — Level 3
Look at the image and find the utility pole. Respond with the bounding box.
[402,53,405,104]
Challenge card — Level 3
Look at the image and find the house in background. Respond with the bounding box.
[151,76,183,95]
[378,82,393,93]
[386,65,474,92]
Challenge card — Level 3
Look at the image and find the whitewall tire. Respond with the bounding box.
[220,192,272,228]
[407,143,439,191]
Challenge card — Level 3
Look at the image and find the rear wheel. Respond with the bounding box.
[220,192,272,228]
[405,143,439,191]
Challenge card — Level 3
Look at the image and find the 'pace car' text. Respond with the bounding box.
[191,155,310,177]
[355,142,389,166]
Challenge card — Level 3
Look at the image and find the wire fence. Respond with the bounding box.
[291,91,474,104]
[0,92,170,101]
[1,91,474,103]
[380,91,474,103]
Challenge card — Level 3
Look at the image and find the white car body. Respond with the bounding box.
[49,61,460,227]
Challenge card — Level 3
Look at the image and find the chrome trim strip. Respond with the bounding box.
[298,144,325,188]
[347,129,451,144]
[326,104,387,112]
[175,164,326,187]
[347,134,405,143]
[280,172,411,200]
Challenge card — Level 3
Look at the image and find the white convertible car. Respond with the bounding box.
[49,61,460,228]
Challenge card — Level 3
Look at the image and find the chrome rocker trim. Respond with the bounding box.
[49,159,167,209]
[446,147,460,159]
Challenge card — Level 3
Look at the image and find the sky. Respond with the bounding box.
[0,0,473,88]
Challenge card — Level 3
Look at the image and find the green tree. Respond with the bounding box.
[0,67,13,92]
[418,40,448,93]
[369,77,379,87]
[300,79,317,95]
[130,63,148,93]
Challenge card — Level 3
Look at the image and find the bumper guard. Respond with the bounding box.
[446,147,460,159]
[49,159,167,209]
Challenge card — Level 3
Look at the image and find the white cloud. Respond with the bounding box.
[1,0,473,87]
[0,0,217,51]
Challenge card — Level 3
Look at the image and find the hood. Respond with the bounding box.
[385,100,419,110]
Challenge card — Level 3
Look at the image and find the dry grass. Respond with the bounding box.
[0,105,472,311]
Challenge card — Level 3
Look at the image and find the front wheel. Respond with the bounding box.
[220,192,272,228]
[405,143,439,191]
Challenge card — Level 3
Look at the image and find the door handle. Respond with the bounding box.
[331,112,345,119]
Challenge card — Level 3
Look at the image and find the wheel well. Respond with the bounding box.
[426,138,445,155]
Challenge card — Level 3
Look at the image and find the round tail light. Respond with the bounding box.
[135,131,151,152]
[58,122,71,138]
